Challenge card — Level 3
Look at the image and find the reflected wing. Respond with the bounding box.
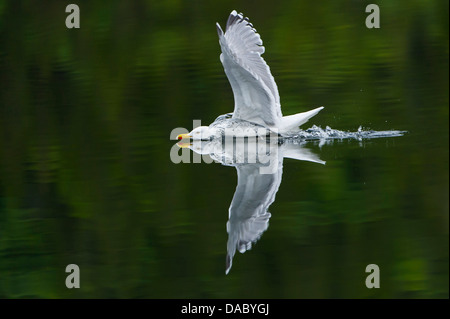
[216,11,282,128]
[226,163,283,274]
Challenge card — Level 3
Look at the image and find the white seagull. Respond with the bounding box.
[177,10,324,141]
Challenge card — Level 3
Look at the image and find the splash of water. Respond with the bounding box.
[286,125,407,141]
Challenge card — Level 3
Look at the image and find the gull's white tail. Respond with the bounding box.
[279,106,324,133]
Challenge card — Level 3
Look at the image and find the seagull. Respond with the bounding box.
[178,138,325,274]
[177,10,324,141]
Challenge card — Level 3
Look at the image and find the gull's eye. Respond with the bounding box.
[196,132,200,134]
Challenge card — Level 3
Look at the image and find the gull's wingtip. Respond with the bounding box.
[226,10,244,30]
[216,22,223,37]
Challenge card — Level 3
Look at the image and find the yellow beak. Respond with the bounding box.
[177,133,191,141]
[177,141,191,148]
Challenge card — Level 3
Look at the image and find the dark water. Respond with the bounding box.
[0,1,448,298]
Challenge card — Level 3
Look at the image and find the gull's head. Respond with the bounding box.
[177,126,213,141]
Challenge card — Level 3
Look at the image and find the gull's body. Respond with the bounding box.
[178,10,323,141]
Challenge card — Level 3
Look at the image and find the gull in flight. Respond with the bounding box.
[177,10,324,141]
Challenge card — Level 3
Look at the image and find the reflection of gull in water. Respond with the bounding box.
[179,138,325,274]
[173,9,406,275]
[177,10,324,141]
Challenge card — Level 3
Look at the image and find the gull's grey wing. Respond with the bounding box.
[216,11,282,128]
[226,163,283,274]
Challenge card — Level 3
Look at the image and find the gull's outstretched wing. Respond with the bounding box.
[216,11,282,128]
[226,162,283,274]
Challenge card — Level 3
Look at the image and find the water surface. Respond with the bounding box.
[0,1,448,298]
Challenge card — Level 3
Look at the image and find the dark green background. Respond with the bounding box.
[0,0,448,298]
